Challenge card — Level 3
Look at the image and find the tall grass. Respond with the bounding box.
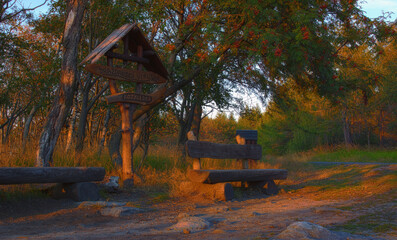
[1,141,396,201]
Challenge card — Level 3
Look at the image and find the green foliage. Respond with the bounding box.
[310,149,397,163]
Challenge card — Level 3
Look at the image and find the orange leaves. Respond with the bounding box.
[196,51,208,61]
[166,44,176,51]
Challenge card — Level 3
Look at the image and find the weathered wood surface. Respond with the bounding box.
[179,181,234,201]
[185,140,262,160]
[105,87,166,105]
[0,167,106,184]
[86,64,166,84]
[187,169,288,184]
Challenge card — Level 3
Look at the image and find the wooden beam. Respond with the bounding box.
[86,64,167,84]
[104,51,150,64]
[187,169,288,184]
[186,140,262,160]
[0,167,106,184]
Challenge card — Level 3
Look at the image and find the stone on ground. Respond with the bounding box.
[100,207,143,217]
[78,201,126,208]
[273,221,344,240]
[274,221,374,240]
[170,216,210,233]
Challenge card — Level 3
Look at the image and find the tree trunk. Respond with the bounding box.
[22,104,39,150]
[191,102,202,140]
[75,83,88,153]
[65,100,78,152]
[36,0,87,167]
[98,108,111,156]
[342,108,352,147]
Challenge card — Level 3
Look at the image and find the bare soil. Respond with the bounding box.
[0,166,396,239]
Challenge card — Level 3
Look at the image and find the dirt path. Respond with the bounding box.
[0,189,395,240]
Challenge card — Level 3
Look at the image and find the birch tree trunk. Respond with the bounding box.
[36,0,87,167]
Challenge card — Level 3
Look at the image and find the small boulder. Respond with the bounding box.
[78,201,126,208]
[170,216,210,233]
[273,221,341,240]
[101,176,120,193]
[100,207,143,217]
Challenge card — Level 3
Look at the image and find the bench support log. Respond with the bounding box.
[248,180,279,195]
[179,181,234,201]
[188,169,288,184]
[49,182,101,201]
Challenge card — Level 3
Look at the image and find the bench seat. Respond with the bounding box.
[187,169,288,184]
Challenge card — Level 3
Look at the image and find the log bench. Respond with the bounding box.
[183,138,287,201]
[0,167,106,201]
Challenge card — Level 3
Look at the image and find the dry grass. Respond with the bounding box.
[1,142,396,203]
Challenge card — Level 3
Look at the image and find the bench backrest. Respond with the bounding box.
[185,140,262,160]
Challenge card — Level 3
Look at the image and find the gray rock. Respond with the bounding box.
[100,207,144,217]
[274,222,375,240]
[170,216,210,233]
[101,176,120,193]
[274,221,343,240]
[78,201,126,208]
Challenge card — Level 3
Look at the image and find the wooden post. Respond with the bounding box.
[107,45,134,187]
[187,131,201,170]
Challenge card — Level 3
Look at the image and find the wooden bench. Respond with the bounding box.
[0,167,106,201]
[183,137,287,201]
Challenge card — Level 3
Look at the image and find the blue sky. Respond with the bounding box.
[19,0,397,20]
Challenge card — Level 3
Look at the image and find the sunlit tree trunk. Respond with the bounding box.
[65,98,78,152]
[36,0,87,167]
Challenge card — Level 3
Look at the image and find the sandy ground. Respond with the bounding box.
[0,184,395,240]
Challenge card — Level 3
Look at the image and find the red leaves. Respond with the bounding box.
[274,47,282,57]
[301,26,309,40]
[303,31,310,40]
[320,3,328,9]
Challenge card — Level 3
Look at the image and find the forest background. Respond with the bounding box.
[0,0,396,177]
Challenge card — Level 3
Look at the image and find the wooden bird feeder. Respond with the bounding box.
[81,23,168,187]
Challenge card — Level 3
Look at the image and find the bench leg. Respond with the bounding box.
[64,182,101,201]
[180,181,234,201]
[248,180,279,195]
[264,180,279,195]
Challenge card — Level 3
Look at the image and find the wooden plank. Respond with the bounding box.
[86,64,167,84]
[105,87,166,105]
[106,92,152,105]
[0,167,106,184]
[80,23,136,65]
[104,52,150,64]
[185,140,262,160]
[187,169,288,184]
